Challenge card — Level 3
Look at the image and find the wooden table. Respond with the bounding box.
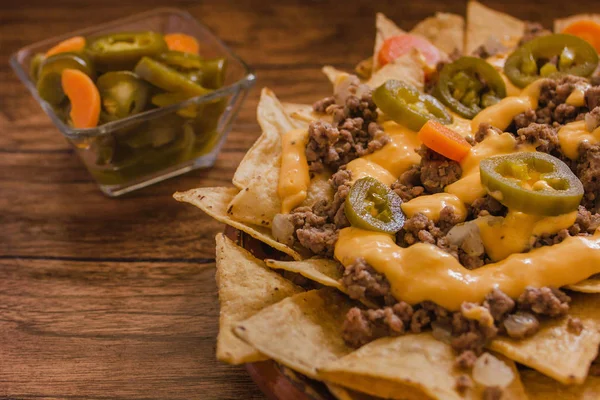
[1,1,597,399]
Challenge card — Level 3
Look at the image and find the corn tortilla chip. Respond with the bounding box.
[465,1,525,55]
[320,334,527,400]
[214,233,303,364]
[173,187,304,260]
[555,14,600,34]
[322,65,349,86]
[367,49,425,91]
[411,12,465,54]
[265,258,343,291]
[567,277,600,293]
[234,289,353,379]
[227,89,296,227]
[283,102,333,129]
[522,369,600,399]
[373,13,406,71]
[489,292,600,384]
[231,88,287,189]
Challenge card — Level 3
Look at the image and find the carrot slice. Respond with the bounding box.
[563,20,600,53]
[164,33,200,54]
[378,34,441,67]
[61,69,100,129]
[46,36,86,57]
[417,120,471,162]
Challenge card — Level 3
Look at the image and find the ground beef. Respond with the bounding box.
[474,123,503,143]
[515,123,560,154]
[469,195,507,218]
[312,96,336,113]
[328,168,352,228]
[295,222,338,256]
[576,142,600,212]
[397,212,445,246]
[532,206,600,247]
[455,350,478,370]
[585,107,600,132]
[418,147,462,193]
[391,165,425,202]
[305,119,388,172]
[484,288,515,321]
[342,303,414,347]
[513,76,588,129]
[455,374,473,394]
[567,317,584,335]
[482,386,503,400]
[307,83,389,172]
[341,258,393,304]
[586,86,600,110]
[519,22,551,45]
[517,286,570,317]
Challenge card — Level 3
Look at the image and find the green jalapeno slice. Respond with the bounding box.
[345,177,405,233]
[36,52,95,105]
[504,34,599,88]
[96,71,150,120]
[29,53,45,82]
[134,57,211,97]
[434,57,507,119]
[86,32,167,71]
[158,51,227,89]
[479,152,584,216]
[373,79,452,131]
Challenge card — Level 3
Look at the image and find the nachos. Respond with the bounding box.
[175,2,600,399]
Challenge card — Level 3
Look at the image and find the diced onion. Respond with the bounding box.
[472,353,514,388]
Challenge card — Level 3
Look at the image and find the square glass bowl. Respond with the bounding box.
[10,8,255,197]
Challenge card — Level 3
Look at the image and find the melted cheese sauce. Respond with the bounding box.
[566,82,591,107]
[476,210,578,262]
[335,227,600,310]
[346,121,421,184]
[471,80,544,132]
[278,129,310,213]
[558,120,600,160]
[401,193,467,223]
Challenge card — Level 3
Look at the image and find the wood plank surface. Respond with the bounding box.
[1,0,598,399]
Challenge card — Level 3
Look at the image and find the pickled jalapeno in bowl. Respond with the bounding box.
[11,8,256,196]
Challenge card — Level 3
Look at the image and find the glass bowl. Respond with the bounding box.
[10,8,256,197]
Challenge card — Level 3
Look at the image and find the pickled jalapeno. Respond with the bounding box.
[31,30,230,185]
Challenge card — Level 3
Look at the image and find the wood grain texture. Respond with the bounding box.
[1,0,598,399]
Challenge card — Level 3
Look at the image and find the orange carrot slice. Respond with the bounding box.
[46,36,86,57]
[61,69,100,129]
[563,20,600,53]
[378,34,441,67]
[164,33,200,54]
[418,120,471,161]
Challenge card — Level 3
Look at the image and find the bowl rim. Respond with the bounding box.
[9,7,256,139]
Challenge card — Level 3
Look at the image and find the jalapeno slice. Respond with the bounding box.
[86,32,167,71]
[36,52,95,105]
[158,51,203,70]
[158,51,227,90]
[134,57,211,97]
[151,92,202,118]
[96,71,149,120]
[504,34,599,88]
[373,79,452,131]
[345,177,405,233]
[480,152,584,216]
[29,53,45,82]
[434,57,506,119]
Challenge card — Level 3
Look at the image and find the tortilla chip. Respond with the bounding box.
[265,258,343,291]
[411,13,465,54]
[555,14,600,34]
[465,1,525,55]
[231,88,286,189]
[323,65,349,86]
[373,13,406,71]
[522,369,600,399]
[234,289,353,379]
[367,49,426,91]
[227,89,296,226]
[173,187,304,260]
[355,57,373,80]
[320,334,527,400]
[283,102,333,129]
[489,292,600,384]
[567,277,600,293]
[214,233,303,364]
